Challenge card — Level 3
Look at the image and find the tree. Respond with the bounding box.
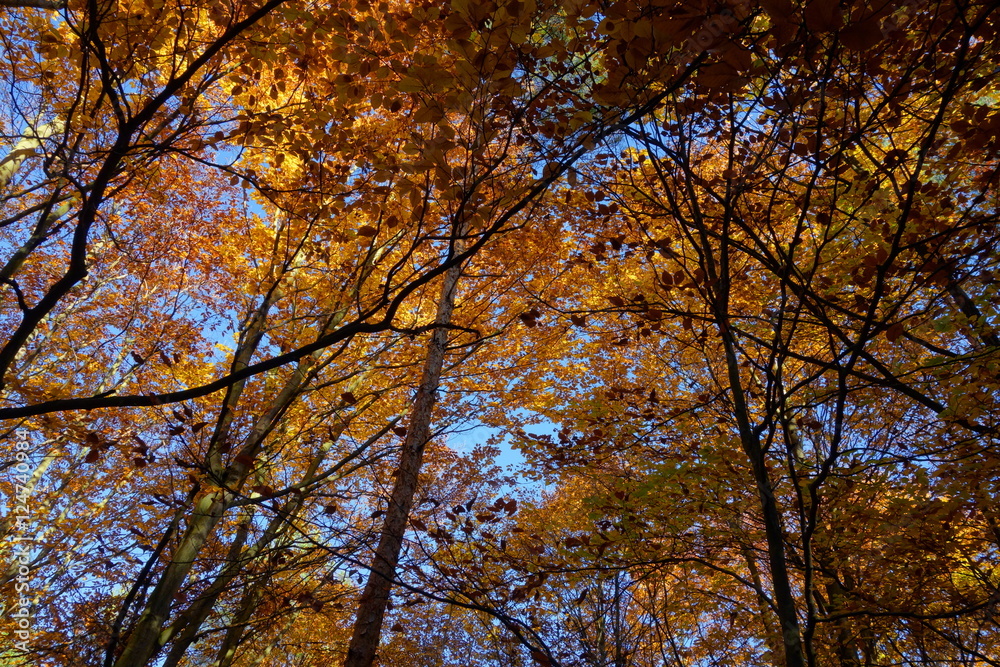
[2,0,999,665]
[472,1,1000,664]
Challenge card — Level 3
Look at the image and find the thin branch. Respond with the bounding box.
[0,0,65,9]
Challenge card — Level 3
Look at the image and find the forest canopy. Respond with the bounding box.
[1,0,999,665]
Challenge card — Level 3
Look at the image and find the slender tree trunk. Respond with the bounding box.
[825,578,861,667]
[114,239,389,666]
[729,517,783,665]
[163,385,387,666]
[343,258,463,667]
[113,353,319,667]
[157,515,253,667]
[0,196,72,286]
[704,207,805,666]
[243,611,300,667]
[111,490,232,667]
[212,425,354,667]
[720,328,805,667]
[810,548,864,667]
[214,574,269,667]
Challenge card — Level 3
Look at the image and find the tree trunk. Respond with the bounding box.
[729,517,783,666]
[707,214,805,667]
[720,328,805,667]
[112,352,320,667]
[343,257,463,667]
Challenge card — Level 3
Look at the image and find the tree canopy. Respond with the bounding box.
[1,0,998,665]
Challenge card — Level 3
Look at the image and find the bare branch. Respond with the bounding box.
[0,0,65,9]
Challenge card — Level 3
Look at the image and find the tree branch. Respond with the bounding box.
[0,0,65,9]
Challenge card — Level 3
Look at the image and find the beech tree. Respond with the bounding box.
[1,0,999,666]
[471,0,1000,665]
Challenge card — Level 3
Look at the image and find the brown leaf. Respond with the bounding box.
[840,16,882,50]
[234,454,257,467]
[530,649,552,665]
[696,62,740,89]
[886,322,905,343]
[413,102,444,124]
[721,45,753,72]
[759,0,794,21]
[805,0,842,33]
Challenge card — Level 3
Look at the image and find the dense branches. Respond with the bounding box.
[1,0,998,666]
